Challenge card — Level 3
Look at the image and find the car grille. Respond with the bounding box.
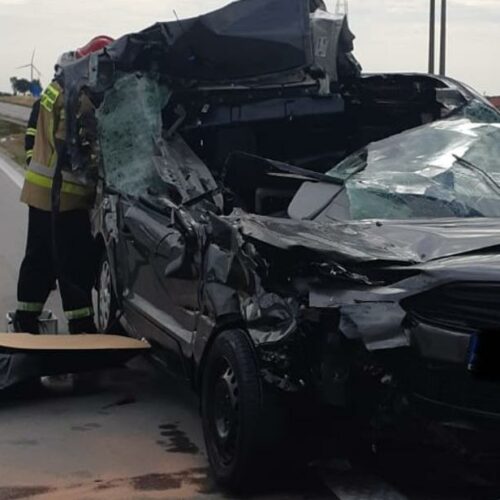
[402,282,500,332]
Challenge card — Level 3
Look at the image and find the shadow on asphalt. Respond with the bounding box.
[2,356,500,499]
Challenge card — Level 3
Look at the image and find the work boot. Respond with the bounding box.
[12,311,40,334]
[69,316,98,334]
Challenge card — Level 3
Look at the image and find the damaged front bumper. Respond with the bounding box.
[307,280,500,424]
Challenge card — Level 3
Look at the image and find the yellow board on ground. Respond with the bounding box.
[0,333,151,351]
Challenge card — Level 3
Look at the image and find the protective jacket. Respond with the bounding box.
[20,81,95,212]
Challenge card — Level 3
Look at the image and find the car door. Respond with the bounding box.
[119,197,196,379]
[117,133,222,377]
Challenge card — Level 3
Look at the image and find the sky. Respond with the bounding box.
[0,0,499,95]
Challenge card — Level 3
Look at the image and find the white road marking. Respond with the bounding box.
[0,156,23,189]
[321,471,409,500]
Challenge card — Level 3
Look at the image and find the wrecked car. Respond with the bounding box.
[58,0,500,488]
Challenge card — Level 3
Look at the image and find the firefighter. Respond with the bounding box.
[14,36,114,335]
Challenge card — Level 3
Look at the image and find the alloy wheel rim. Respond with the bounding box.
[212,359,239,465]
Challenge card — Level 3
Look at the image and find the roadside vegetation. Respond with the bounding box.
[0,119,25,166]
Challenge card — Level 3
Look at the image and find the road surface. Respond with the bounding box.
[0,153,336,500]
[0,153,499,500]
[0,102,31,125]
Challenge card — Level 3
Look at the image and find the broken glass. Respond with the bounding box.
[96,73,171,197]
[323,115,500,220]
[454,97,500,124]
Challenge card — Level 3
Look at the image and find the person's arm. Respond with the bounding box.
[24,99,40,166]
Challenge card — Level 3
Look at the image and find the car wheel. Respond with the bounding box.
[96,254,120,333]
[201,329,273,491]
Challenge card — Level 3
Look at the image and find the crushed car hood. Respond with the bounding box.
[233,213,500,265]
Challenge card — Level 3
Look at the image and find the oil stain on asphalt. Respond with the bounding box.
[71,422,102,432]
[91,467,215,494]
[157,423,200,454]
[0,486,54,499]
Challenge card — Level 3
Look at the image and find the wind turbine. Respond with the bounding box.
[17,49,42,81]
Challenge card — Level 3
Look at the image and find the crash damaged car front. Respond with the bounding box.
[57,0,500,489]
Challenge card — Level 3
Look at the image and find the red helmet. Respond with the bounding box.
[76,35,114,59]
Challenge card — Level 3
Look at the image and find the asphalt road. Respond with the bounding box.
[0,102,31,125]
[1,153,500,499]
[0,154,337,500]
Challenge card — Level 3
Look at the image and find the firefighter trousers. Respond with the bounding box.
[16,206,98,333]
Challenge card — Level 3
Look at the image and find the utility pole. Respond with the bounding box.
[428,0,436,73]
[439,0,447,75]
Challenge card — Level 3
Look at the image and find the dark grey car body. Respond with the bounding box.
[62,0,500,439]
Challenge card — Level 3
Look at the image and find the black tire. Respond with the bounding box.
[201,329,276,491]
[95,254,120,333]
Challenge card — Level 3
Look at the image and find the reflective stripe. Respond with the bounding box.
[18,302,44,313]
[28,160,91,187]
[26,127,37,137]
[65,307,93,320]
[40,83,60,112]
[25,170,91,197]
[26,150,33,159]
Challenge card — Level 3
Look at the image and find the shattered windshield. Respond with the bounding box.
[324,104,500,220]
[97,73,170,197]
[97,73,220,206]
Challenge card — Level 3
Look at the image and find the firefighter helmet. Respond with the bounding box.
[75,36,115,59]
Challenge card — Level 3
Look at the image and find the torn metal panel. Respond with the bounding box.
[233,213,419,264]
[81,0,313,84]
[158,0,314,81]
[338,303,409,350]
[62,0,316,154]
[62,0,363,169]
[302,216,500,265]
[242,292,299,344]
[154,134,221,209]
[202,215,252,320]
[307,245,500,351]
[223,205,500,355]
